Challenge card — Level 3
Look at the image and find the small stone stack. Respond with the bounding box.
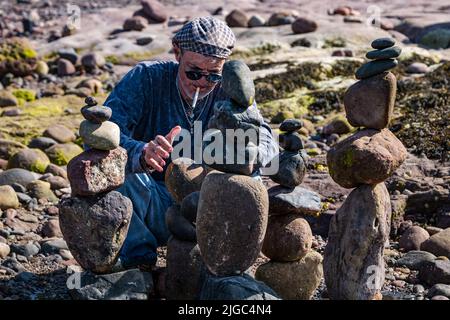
[270,119,307,187]
[324,38,407,300]
[59,97,132,274]
[355,38,401,80]
[255,118,323,300]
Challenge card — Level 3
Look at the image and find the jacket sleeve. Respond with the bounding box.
[104,63,150,175]
[251,101,279,168]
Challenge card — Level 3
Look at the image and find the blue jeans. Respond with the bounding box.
[116,173,174,267]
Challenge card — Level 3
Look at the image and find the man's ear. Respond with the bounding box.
[173,43,182,62]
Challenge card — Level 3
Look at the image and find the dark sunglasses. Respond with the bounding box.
[185,70,222,83]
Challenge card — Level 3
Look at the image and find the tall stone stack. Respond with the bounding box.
[203,60,263,175]
[164,157,208,300]
[324,38,407,300]
[164,60,279,300]
[255,119,323,300]
[59,97,132,274]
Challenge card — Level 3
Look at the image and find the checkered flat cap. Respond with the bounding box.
[172,16,236,59]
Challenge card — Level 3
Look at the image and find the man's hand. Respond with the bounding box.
[143,126,181,172]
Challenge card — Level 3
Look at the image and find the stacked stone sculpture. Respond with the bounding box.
[164,157,207,299]
[165,61,280,300]
[254,119,323,300]
[324,38,407,300]
[59,97,132,274]
[203,60,263,175]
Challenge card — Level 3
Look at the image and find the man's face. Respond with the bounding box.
[175,47,226,102]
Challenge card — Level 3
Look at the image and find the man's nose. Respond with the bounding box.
[197,77,209,87]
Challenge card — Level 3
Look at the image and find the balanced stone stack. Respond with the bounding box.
[203,60,263,176]
[324,38,407,300]
[164,61,279,299]
[255,118,323,300]
[59,97,132,274]
[164,157,208,300]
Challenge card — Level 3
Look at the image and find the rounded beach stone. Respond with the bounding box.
[27,180,58,203]
[7,148,50,173]
[0,185,19,210]
[79,120,120,151]
[279,132,304,152]
[279,119,303,132]
[196,171,269,276]
[371,37,395,49]
[81,105,112,124]
[355,59,398,79]
[399,226,430,252]
[326,129,407,188]
[165,205,196,242]
[344,72,396,129]
[180,191,200,224]
[222,60,255,107]
[365,46,401,60]
[262,214,312,261]
[255,250,323,300]
[165,157,208,203]
[43,124,76,143]
[269,151,307,188]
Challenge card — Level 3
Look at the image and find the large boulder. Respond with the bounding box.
[268,185,321,216]
[165,205,196,242]
[165,157,207,203]
[67,147,127,196]
[196,171,268,276]
[0,185,19,209]
[421,228,450,259]
[7,148,50,173]
[344,72,396,129]
[255,250,323,300]
[165,237,204,300]
[327,129,407,188]
[324,183,391,300]
[262,214,312,262]
[59,191,132,274]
